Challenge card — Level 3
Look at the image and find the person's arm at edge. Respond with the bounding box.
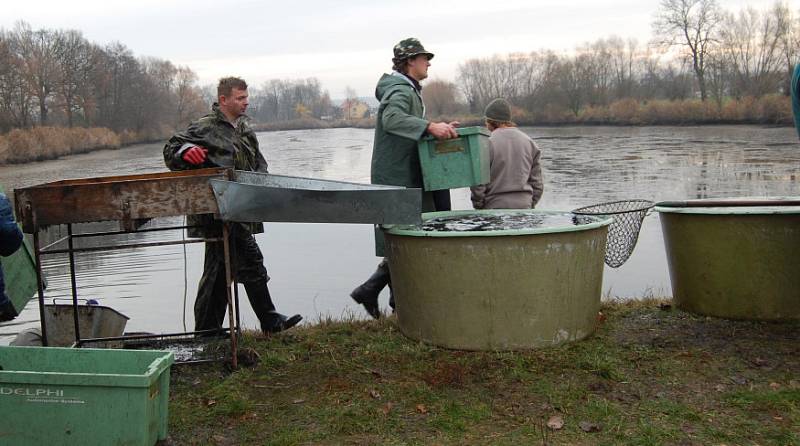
[470,184,486,209]
[529,141,544,208]
[163,120,210,170]
[0,194,22,257]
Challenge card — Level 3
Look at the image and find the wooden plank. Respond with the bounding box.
[14,168,231,232]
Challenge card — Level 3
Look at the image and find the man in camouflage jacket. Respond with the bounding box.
[350,38,459,319]
[163,77,301,334]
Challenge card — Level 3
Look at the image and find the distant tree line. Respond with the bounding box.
[1,1,799,164]
[247,78,336,122]
[451,1,799,124]
[0,21,206,138]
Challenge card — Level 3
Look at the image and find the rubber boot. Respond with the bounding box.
[243,280,302,334]
[261,311,303,334]
[350,260,390,319]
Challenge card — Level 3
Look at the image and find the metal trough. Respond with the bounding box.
[210,171,422,225]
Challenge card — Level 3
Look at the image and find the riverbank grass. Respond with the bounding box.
[168,299,800,445]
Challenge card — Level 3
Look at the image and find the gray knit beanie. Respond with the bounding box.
[484,98,512,122]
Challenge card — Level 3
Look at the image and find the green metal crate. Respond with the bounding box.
[417,126,490,191]
[0,346,174,446]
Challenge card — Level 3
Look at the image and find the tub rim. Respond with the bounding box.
[382,209,613,238]
[655,197,800,215]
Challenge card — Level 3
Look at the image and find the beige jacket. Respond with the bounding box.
[470,127,543,209]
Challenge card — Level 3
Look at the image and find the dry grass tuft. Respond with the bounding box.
[0,126,122,164]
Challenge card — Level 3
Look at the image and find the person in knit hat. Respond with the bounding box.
[470,98,544,209]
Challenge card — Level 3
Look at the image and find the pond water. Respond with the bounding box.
[418,212,584,232]
[1,125,798,343]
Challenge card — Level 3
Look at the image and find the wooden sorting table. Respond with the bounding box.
[14,168,244,367]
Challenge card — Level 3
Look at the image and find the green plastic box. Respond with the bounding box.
[417,126,490,191]
[0,346,174,446]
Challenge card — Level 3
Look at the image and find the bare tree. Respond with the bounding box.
[519,51,561,111]
[11,21,64,125]
[56,29,95,127]
[558,55,595,116]
[422,79,464,117]
[773,1,800,95]
[608,36,640,99]
[0,32,34,129]
[662,60,695,100]
[140,57,177,130]
[173,66,204,129]
[705,48,730,110]
[456,58,484,112]
[718,7,782,97]
[639,51,660,99]
[653,0,723,101]
[198,83,216,107]
[457,54,533,113]
[579,39,614,106]
[249,78,333,122]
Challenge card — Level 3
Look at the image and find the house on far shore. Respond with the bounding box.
[341,98,370,120]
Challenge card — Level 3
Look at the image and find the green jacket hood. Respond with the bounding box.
[375,73,417,101]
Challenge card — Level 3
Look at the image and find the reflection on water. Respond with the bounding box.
[1,125,797,343]
[539,126,799,205]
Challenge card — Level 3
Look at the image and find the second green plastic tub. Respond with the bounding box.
[656,199,800,320]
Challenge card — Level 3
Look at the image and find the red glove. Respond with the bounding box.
[182,146,208,165]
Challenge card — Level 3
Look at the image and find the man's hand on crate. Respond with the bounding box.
[427,121,458,140]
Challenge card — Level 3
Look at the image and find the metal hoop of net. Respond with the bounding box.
[572,199,654,268]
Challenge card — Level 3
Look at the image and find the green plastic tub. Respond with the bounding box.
[384,210,612,350]
[0,346,174,446]
[656,199,800,320]
[417,126,490,191]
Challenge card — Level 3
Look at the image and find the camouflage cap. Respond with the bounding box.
[393,38,434,61]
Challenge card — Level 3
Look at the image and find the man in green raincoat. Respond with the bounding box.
[350,38,459,319]
[164,77,302,334]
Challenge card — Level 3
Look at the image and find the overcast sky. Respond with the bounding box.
[2,0,797,98]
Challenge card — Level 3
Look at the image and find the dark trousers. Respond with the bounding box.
[369,188,451,304]
[432,189,451,211]
[194,227,272,331]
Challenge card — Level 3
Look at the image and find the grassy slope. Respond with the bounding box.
[168,300,800,445]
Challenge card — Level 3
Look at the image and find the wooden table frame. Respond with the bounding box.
[14,168,243,367]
